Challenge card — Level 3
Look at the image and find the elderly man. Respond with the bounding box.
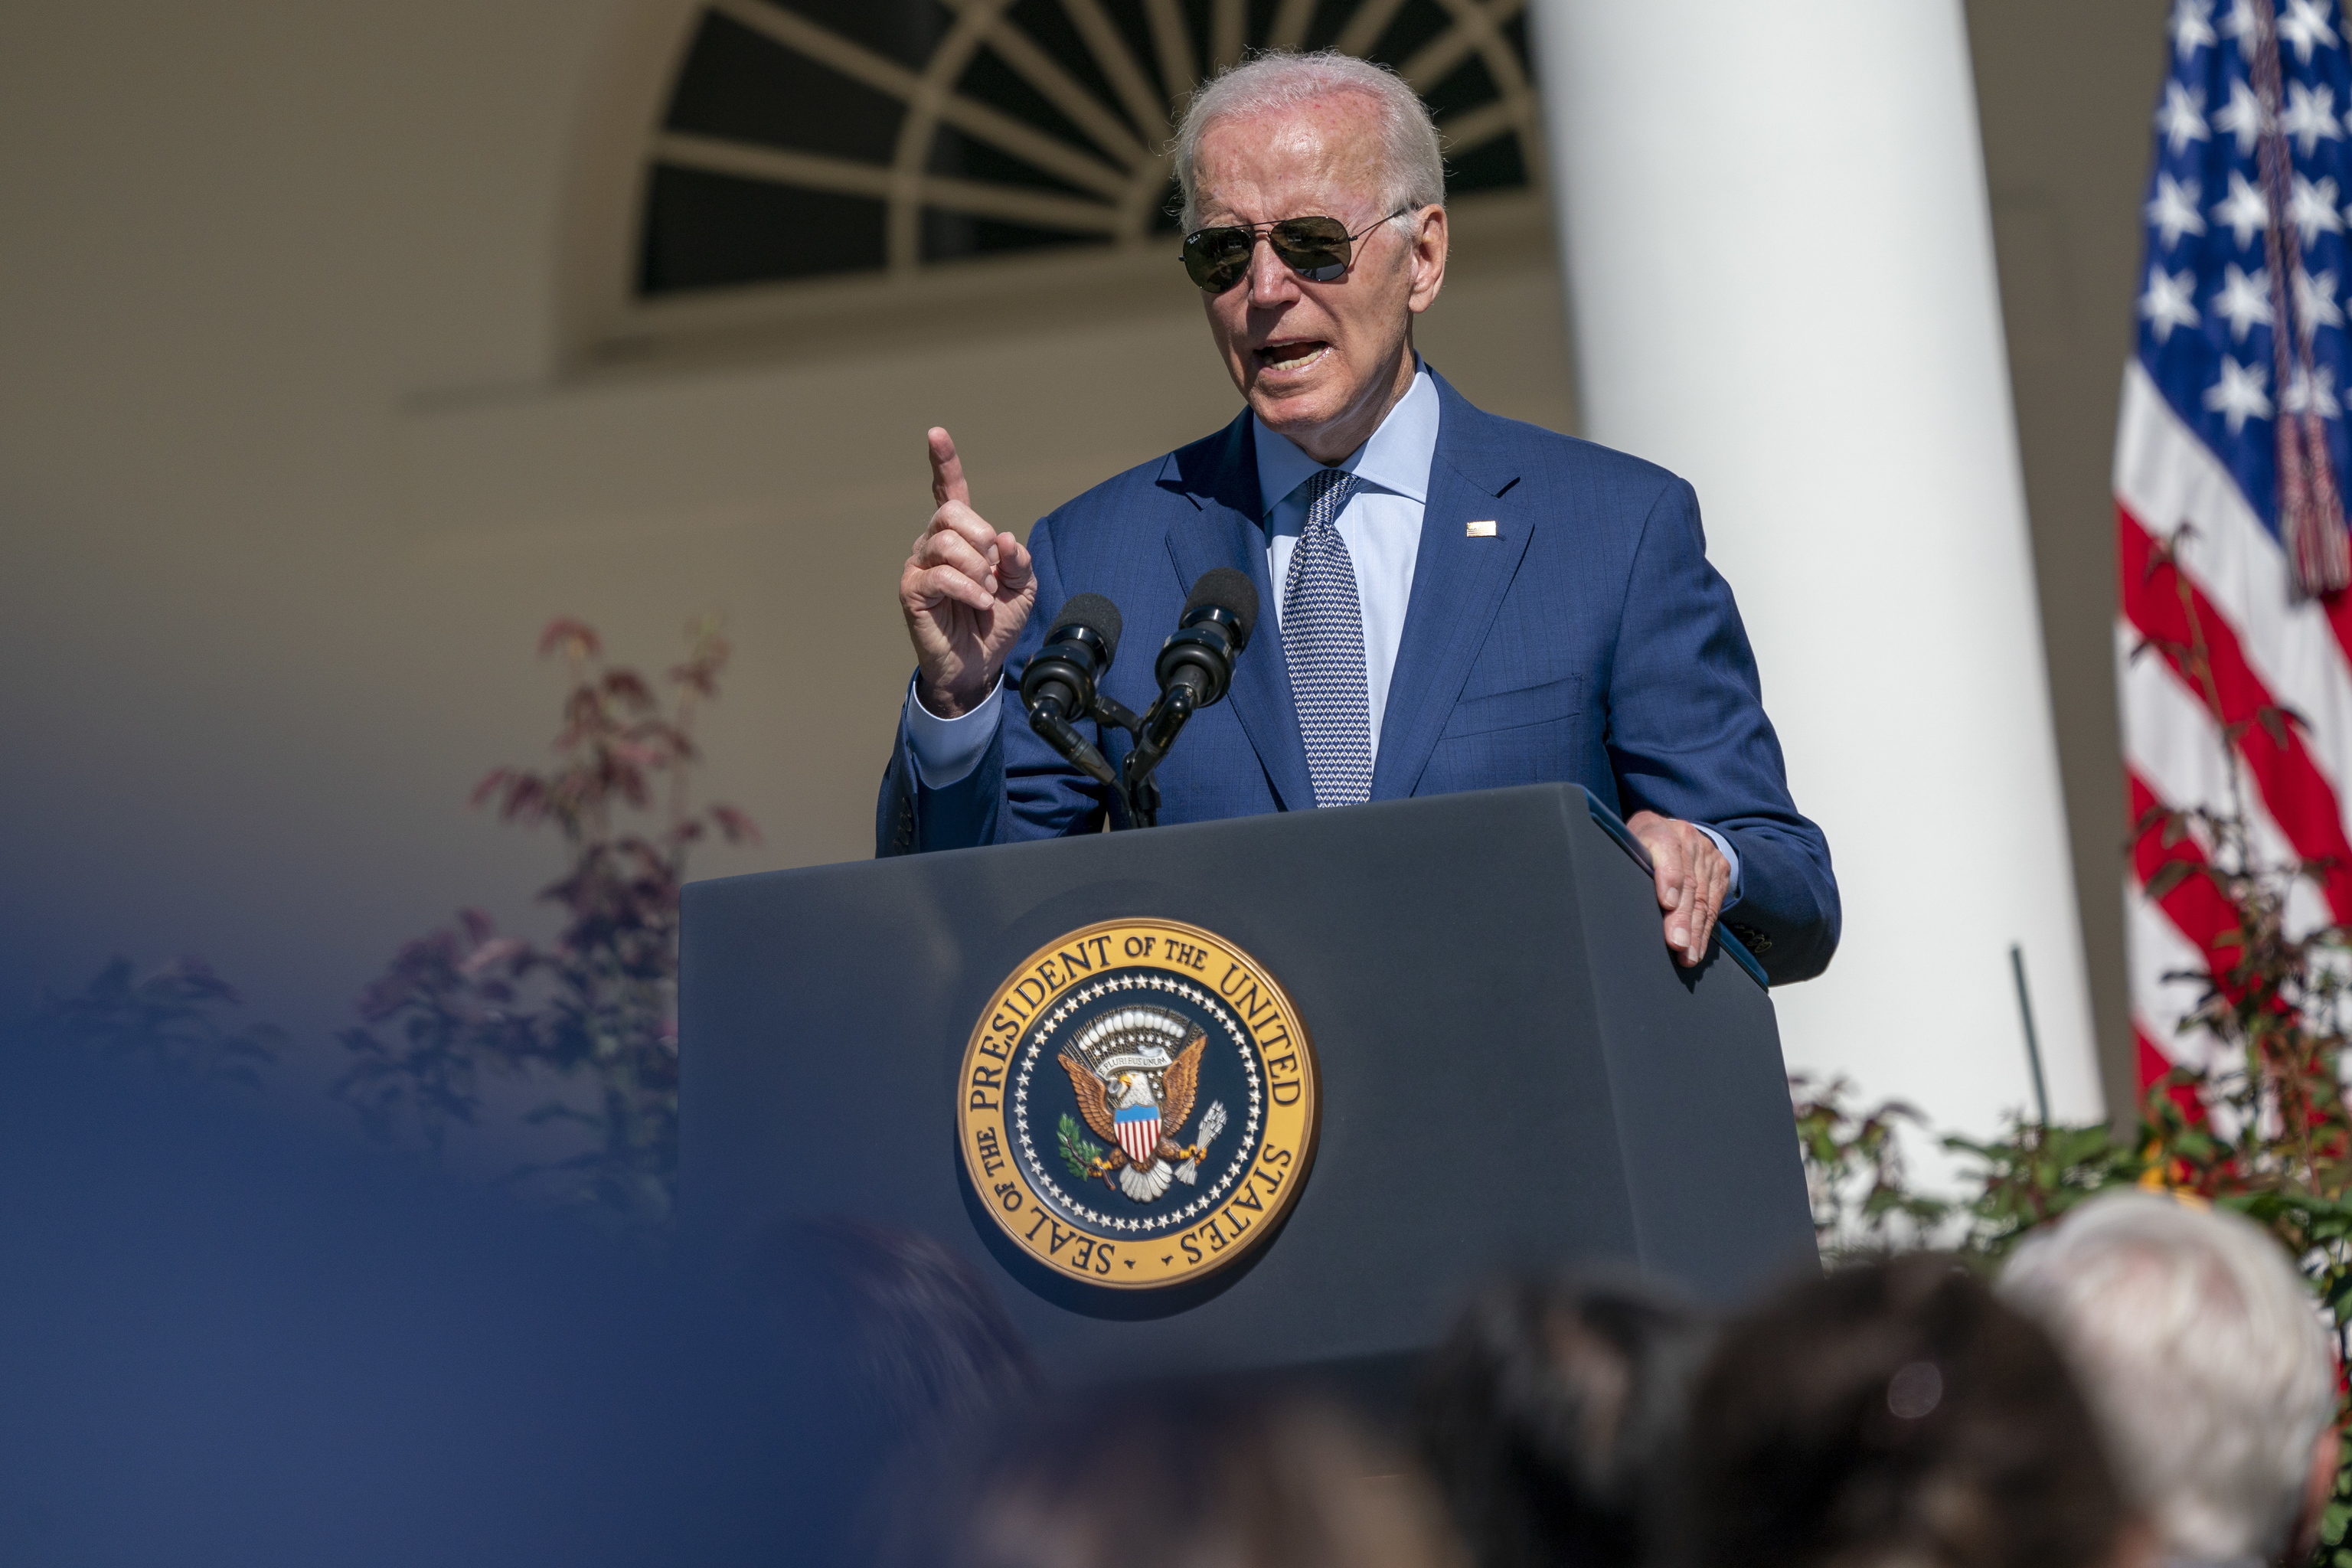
[880,51,1838,982]
[1999,1193,2341,1568]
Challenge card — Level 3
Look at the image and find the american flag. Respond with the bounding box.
[2122,0,2352,1096]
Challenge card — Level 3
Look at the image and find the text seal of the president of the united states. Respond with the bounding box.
[956,918,1319,1289]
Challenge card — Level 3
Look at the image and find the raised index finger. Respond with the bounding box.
[928,426,971,509]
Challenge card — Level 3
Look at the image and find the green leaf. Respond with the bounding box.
[1058,1114,1105,1183]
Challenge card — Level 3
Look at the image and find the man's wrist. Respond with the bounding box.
[1694,823,1742,909]
[915,670,998,720]
[905,675,1004,789]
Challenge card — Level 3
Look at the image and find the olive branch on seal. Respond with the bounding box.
[1057,1114,1105,1182]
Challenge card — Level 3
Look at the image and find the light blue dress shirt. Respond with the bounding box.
[1252,364,1439,758]
[900,365,1739,902]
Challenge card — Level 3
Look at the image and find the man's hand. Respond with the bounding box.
[1626,811,1730,968]
[899,427,1037,717]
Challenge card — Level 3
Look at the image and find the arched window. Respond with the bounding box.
[636,0,1539,296]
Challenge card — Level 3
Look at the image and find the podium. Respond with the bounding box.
[678,784,1814,1384]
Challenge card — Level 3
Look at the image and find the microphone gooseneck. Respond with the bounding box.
[1009,575,1258,830]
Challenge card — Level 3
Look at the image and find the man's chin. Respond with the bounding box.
[1245,381,1347,442]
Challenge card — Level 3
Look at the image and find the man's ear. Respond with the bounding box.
[1406,205,1448,315]
[2292,1424,2341,1566]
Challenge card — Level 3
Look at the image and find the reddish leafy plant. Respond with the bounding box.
[334,615,758,1227]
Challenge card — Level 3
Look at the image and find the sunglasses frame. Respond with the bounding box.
[1180,207,1417,294]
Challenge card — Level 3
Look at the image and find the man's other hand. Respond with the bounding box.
[1626,811,1730,968]
[900,428,1037,717]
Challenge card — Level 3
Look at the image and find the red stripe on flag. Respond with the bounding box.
[2119,505,2352,920]
[2125,770,2217,1125]
[2135,1024,2204,1122]
[2135,1027,2171,1093]
[2318,587,2352,685]
[2126,769,2239,969]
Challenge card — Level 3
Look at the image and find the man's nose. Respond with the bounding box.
[1246,232,1300,307]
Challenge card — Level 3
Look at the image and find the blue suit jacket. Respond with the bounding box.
[877,371,1838,982]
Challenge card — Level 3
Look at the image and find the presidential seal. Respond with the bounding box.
[956,919,1318,1290]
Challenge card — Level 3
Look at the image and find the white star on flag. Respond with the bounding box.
[2292,174,2346,245]
[2296,266,2346,329]
[2280,0,2340,61]
[2213,170,2271,246]
[2205,355,2274,431]
[2284,81,2345,154]
[2157,80,2213,152]
[2221,0,2262,57]
[2141,266,2203,341]
[2213,263,2274,339]
[2287,363,2342,419]
[2148,173,2208,247]
[2173,0,2218,56]
[2215,78,2270,153]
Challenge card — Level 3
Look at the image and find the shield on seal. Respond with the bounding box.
[1113,1104,1161,1166]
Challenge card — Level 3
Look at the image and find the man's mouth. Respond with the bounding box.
[1255,341,1329,373]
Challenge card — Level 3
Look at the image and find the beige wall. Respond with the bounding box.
[0,1,1572,1056]
[0,0,2158,1108]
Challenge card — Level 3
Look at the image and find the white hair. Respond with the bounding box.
[1171,50,1446,232]
[1997,1192,2337,1561]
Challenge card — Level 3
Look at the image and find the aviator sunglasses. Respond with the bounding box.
[1180,208,1413,293]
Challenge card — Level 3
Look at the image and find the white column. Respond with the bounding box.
[1527,1,2103,1156]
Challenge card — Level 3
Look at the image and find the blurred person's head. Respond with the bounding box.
[883,1383,1460,1568]
[1689,1253,2138,1568]
[743,1216,1040,1431]
[1171,51,1449,464]
[1998,1193,2339,1566]
[1416,1275,1712,1568]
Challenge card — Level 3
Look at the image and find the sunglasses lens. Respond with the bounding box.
[1183,227,1254,292]
[1269,217,1352,282]
[1182,215,1364,291]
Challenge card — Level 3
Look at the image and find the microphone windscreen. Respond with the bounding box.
[1184,568,1259,649]
[1053,593,1123,664]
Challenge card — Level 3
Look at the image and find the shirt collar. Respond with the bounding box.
[1251,361,1439,521]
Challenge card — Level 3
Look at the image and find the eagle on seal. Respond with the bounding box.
[1060,1010,1220,1202]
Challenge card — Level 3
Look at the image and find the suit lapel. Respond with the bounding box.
[1159,415,1318,812]
[1370,377,1532,800]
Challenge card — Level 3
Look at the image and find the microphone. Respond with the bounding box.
[1019,593,1123,788]
[1153,567,1259,716]
[1130,569,1260,789]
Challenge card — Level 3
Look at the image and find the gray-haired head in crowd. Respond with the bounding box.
[1998,1192,2340,1568]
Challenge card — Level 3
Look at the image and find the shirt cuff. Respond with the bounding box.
[905,675,1003,788]
[1695,825,1743,910]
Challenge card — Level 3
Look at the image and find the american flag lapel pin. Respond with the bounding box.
[1466,520,1497,537]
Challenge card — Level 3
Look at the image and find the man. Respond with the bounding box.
[881,51,1837,982]
[1999,1194,2341,1568]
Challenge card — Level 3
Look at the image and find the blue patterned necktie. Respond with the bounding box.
[1282,468,1372,807]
